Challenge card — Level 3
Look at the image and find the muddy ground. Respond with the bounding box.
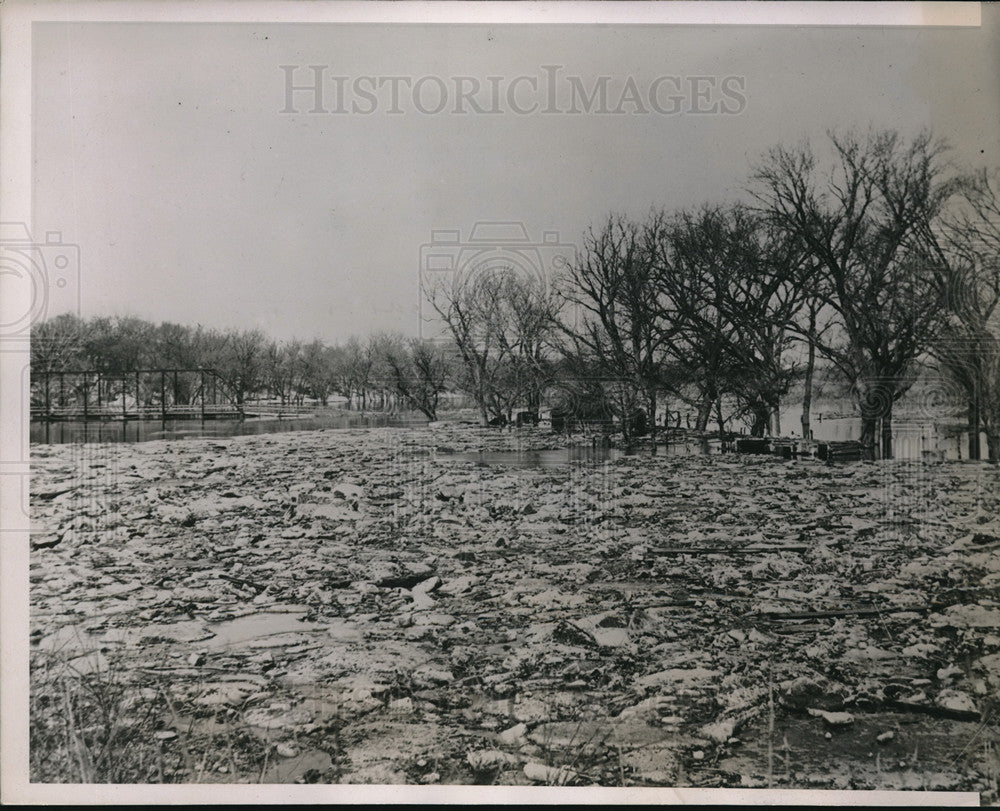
[28,422,1000,800]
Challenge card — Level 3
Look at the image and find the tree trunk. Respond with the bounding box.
[881,399,894,460]
[648,390,658,457]
[695,397,712,432]
[617,389,632,446]
[860,416,878,461]
[715,398,726,438]
[770,402,781,436]
[621,424,632,446]
[477,377,489,426]
[858,379,893,461]
[968,397,981,461]
[750,403,769,437]
[987,432,1000,463]
[801,308,816,440]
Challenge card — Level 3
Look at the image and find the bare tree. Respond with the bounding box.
[378,334,451,421]
[80,315,155,374]
[264,339,303,405]
[30,313,87,373]
[927,167,1000,461]
[424,268,555,426]
[556,213,673,447]
[424,271,493,424]
[152,322,223,405]
[338,336,376,409]
[751,128,956,459]
[299,339,337,406]
[208,328,267,410]
[490,273,558,422]
[653,205,809,437]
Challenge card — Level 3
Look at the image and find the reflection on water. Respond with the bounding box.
[443,423,981,466]
[30,412,427,444]
[795,415,980,461]
[30,411,982,462]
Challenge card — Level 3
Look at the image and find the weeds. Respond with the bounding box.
[766,671,775,788]
[30,647,167,782]
[984,740,999,803]
[30,644,277,784]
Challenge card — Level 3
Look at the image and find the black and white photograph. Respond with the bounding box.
[2,1,998,804]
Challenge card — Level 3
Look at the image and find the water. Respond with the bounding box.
[30,409,982,461]
[204,609,319,650]
[442,424,983,467]
[29,411,427,444]
[792,414,982,461]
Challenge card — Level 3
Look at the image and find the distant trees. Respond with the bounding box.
[264,339,303,406]
[30,313,87,373]
[299,339,338,405]
[29,314,458,417]
[201,328,266,408]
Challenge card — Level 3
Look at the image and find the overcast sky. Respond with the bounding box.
[32,9,1000,344]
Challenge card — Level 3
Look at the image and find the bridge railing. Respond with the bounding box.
[29,369,314,422]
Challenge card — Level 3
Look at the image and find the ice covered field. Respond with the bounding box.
[28,424,1000,798]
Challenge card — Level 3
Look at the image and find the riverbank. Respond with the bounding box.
[29,423,1000,798]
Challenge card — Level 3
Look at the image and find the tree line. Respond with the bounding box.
[30,316,452,419]
[425,128,1000,460]
[30,127,1000,460]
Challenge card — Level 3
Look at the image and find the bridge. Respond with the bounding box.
[30,369,315,422]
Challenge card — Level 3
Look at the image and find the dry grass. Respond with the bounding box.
[29,646,276,784]
[30,648,168,782]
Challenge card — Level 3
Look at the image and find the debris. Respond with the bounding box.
[807,708,855,726]
[499,723,528,745]
[467,749,522,771]
[523,761,578,785]
[935,690,978,715]
[886,698,982,722]
[28,422,1000,790]
[701,719,737,743]
[760,605,928,621]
